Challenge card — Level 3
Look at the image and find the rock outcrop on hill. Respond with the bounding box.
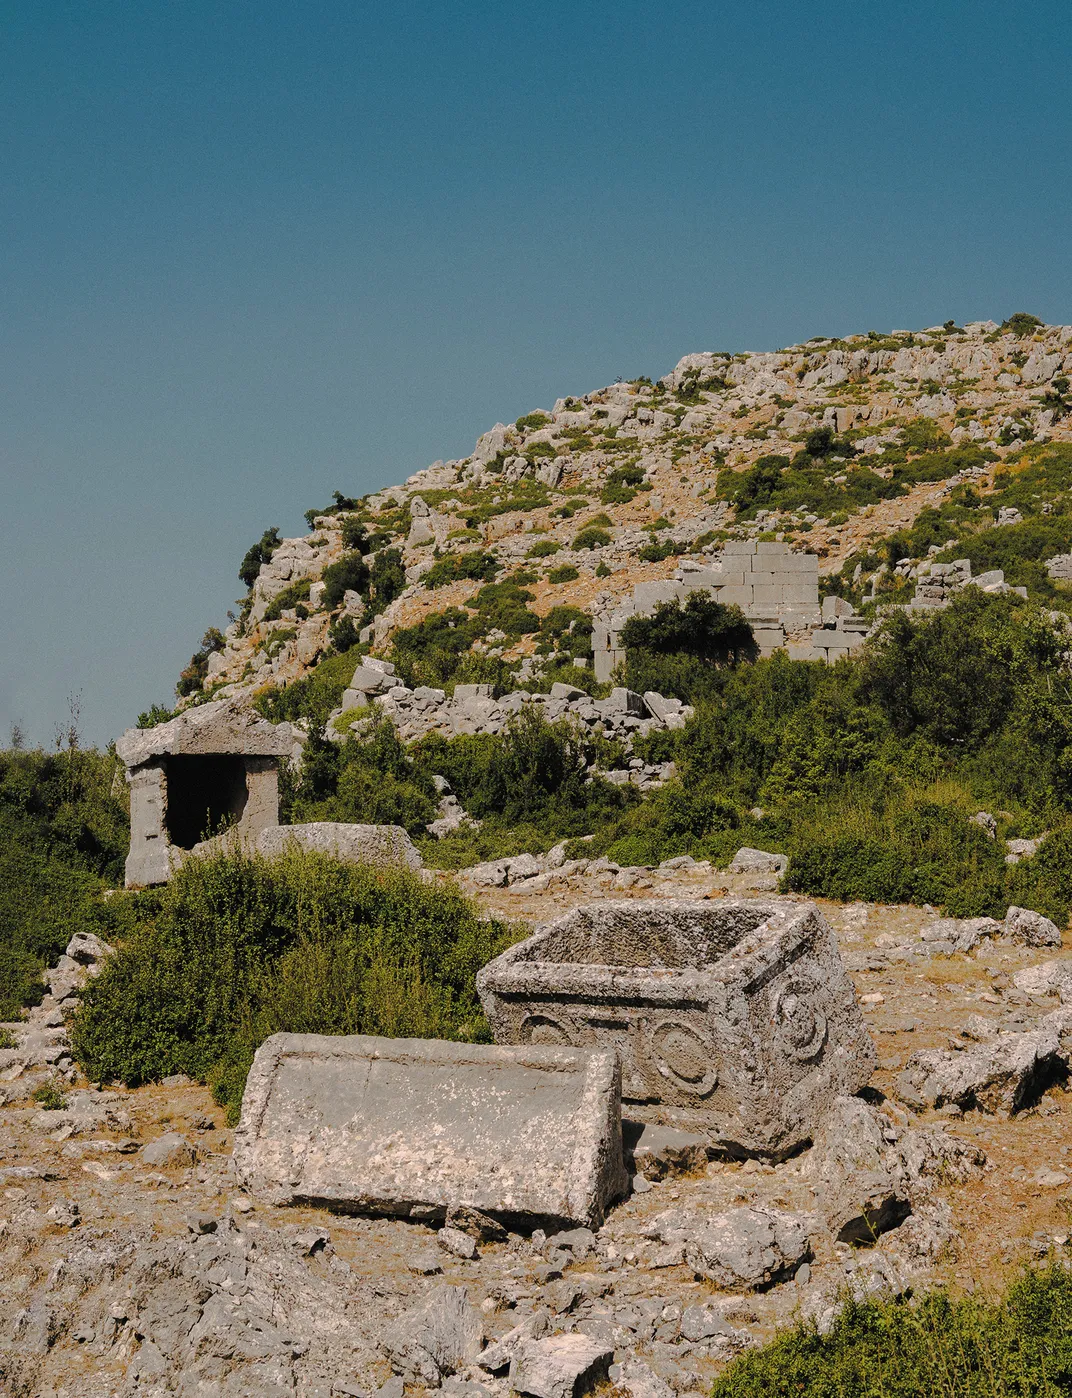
[168,317,1072,718]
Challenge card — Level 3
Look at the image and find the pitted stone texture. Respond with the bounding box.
[897,1009,1072,1115]
[1004,906,1062,947]
[255,821,423,870]
[234,1033,627,1228]
[510,1332,614,1398]
[806,1096,909,1243]
[382,1285,483,1385]
[645,1206,811,1290]
[477,899,875,1157]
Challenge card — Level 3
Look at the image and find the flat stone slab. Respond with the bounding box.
[477,899,875,1157]
[234,1033,627,1227]
[256,822,423,870]
[116,698,292,767]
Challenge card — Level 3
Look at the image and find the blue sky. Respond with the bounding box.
[2,1,1071,745]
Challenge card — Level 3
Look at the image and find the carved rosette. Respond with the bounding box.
[770,974,828,1063]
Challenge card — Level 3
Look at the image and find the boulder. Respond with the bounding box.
[382,1285,483,1385]
[807,1096,909,1242]
[234,1033,628,1227]
[256,822,422,871]
[1014,959,1072,1000]
[510,1333,613,1398]
[1005,906,1062,947]
[646,1206,811,1290]
[897,1011,1072,1114]
[728,848,788,876]
[141,1133,197,1169]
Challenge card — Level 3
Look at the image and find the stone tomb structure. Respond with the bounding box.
[593,542,869,680]
[235,1033,628,1228]
[478,899,875,1159]
[115,699,293,888]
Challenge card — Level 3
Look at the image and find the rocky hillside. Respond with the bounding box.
[172,313,1072,712]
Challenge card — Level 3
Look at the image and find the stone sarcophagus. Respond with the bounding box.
[477,899,874,1158]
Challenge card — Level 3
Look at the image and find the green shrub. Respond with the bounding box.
[712,1265,1072,1398]
[424,551,500,589]
[472,580,540,635]
[321,551,370,609]
[573,527,611,550]
[1002,312,1044,336]
[515,411,550,431]
[262,577,312,623]
[254,650,360,728]
[527,540,561,558]
[415,708,632,836]
[285,714,437,835]
[177,627,226,698]
[73,848,518,1116]
[238,527,281,589]
[548,565,580,584]
[0,747,131,1018]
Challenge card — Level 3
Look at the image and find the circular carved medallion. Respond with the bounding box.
[771,977,827,1061]
[645,1018,719,1097]
[518,1013,573,1046]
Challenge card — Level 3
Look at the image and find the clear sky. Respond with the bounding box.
[2,1,1071,746]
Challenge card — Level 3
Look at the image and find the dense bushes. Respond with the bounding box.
[424,551,499,589]
[713,1265,1072,1397]
[589,591,1072,920]
[283,714,437,834]
[321,550,370,608]
[73,848,516,1114]
[0,747,130,1017]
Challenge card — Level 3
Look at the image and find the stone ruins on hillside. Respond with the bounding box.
[478,899,875,1158]
[593,543,870,679]
[116,699,294,888]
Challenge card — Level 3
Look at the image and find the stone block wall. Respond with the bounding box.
[594,542,836,681]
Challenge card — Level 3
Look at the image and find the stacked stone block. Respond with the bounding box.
[593,542,826,681]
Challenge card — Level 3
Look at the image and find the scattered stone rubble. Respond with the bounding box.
[10,876,1072,1397]
[331,680,689,779]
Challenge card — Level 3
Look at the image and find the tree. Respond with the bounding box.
[238,527,281,588]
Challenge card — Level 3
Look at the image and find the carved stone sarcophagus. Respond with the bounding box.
[476,899,874,1158]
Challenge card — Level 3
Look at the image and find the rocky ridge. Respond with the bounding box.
[183,317,1072,709]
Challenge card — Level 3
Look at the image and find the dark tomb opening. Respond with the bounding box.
[164,755,249,849]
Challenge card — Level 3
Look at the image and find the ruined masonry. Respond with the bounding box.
[116,699,294,888]
[478,899,875,1158]
[593,542,869,681]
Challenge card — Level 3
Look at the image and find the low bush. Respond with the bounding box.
[254,650,360,728]
[73,848,517,1117]
[712,1265,1072,1397]
[573,527,611,550]
[424,551,500,589]
[0,746,131,1017]
[262,578,311,623]
[548,565,580,584]
[321,551,370,609]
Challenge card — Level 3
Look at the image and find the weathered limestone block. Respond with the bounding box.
[234,1033,628,1227]
[477,900,875,1157]
[644,1205,811,1289]
[256,821,423,870]
[511,1333,614,1398]
[806,1096,909,1242]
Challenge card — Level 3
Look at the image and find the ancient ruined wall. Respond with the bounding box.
[593,543,851,681]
